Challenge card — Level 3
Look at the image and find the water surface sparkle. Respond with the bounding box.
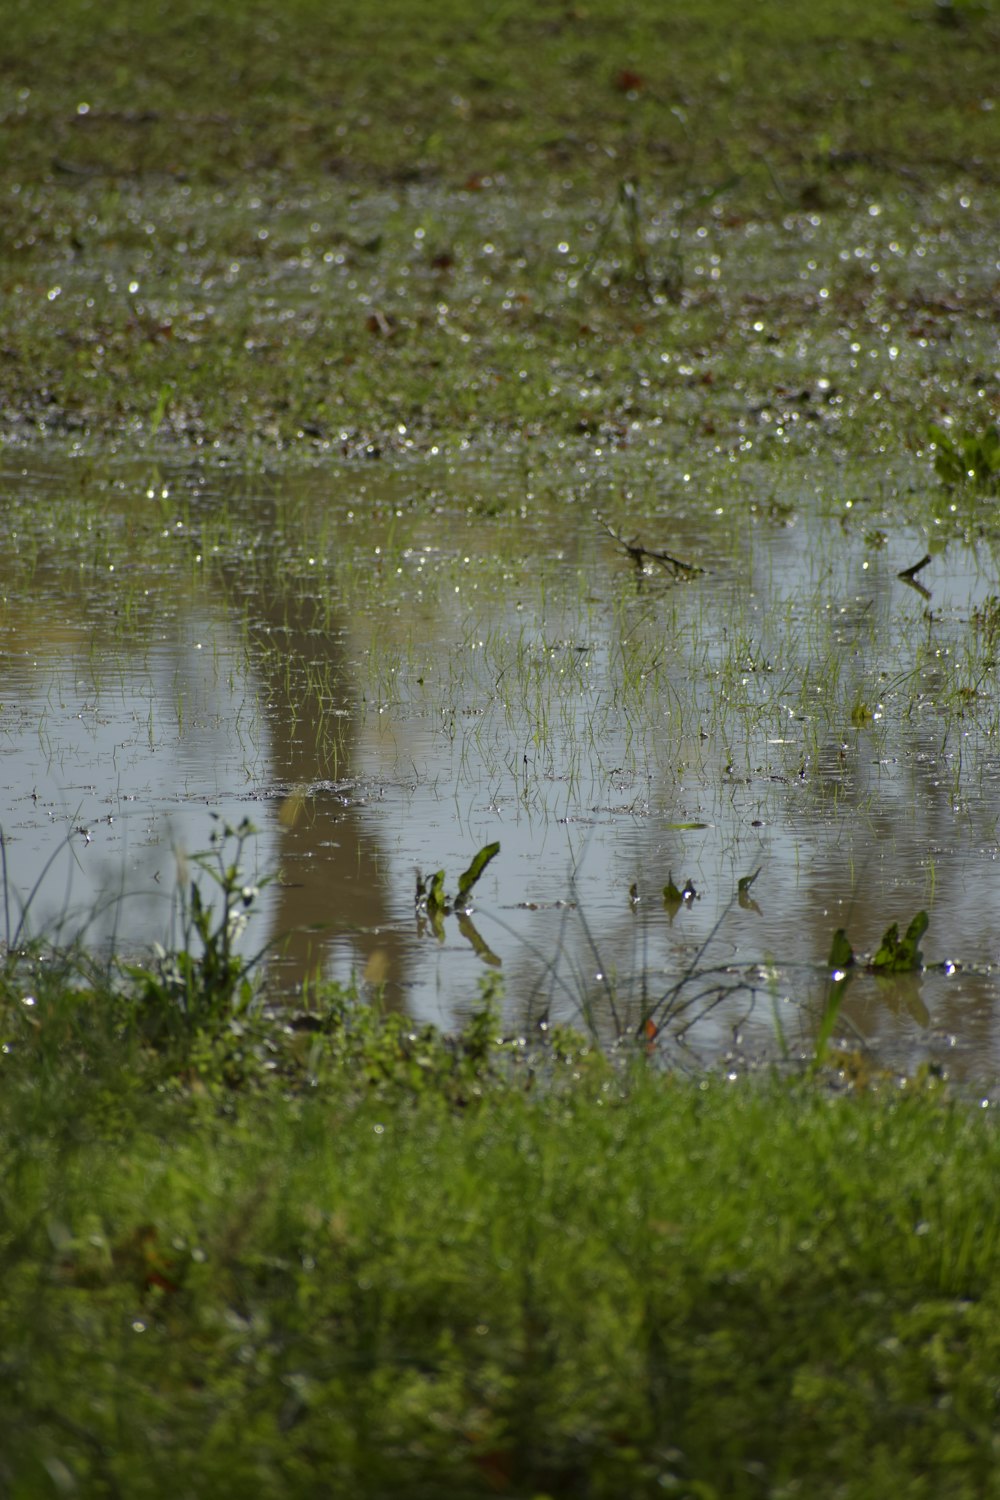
[3,450,1000,1080]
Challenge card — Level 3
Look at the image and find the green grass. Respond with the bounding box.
[4,4,1000,1492]
[1,0,996,456]
[3,922,1000,1499]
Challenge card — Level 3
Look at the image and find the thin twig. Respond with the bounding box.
[897,552,932,600]
[598,515,704,579]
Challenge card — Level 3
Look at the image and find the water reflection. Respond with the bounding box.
[2,452,1000,1081]
[234,568,412,996]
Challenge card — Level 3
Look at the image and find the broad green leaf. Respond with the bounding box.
[899,909,929,969]
[663,873,696,912]
[873,910,927,973]
[427,905,446,942]
[872,922,899,970]
[828,928,854,972]
[426,869,447,915]
[455,841,500,905]
[812,925,857,1071]
[813,973,850,1073]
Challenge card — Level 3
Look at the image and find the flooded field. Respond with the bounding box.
[2,0,997,1077]
[6,7,1000,1494]
[4,440,1000,1077]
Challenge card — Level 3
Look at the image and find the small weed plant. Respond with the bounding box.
[929,422,1000,493]
[124,815,271,1044]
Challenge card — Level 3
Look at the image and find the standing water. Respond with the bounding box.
[3,447,1000,1079]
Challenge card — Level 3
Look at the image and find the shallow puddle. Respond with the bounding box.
[2,448,1000,1080]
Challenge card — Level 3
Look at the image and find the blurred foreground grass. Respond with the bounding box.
[2,932,1000,1498]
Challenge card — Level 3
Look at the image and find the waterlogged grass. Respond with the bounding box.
[3,930,1000,1499]
[0,0,996,457]
[6,446,1000,1050]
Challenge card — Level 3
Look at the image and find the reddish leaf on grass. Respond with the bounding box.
[614,68,646,93]
[112,1224,181,1295]
[145,1268,181,1295]
[468,1440,513,1490]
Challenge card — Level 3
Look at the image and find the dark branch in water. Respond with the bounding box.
[897,552,932,600]
[598,515,704,579]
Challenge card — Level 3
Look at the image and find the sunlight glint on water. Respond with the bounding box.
[2,452,1000,1079]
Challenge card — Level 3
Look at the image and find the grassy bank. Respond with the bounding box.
[3,920,1000,1499]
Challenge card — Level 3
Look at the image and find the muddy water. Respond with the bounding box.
[3,451,1000,1080]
